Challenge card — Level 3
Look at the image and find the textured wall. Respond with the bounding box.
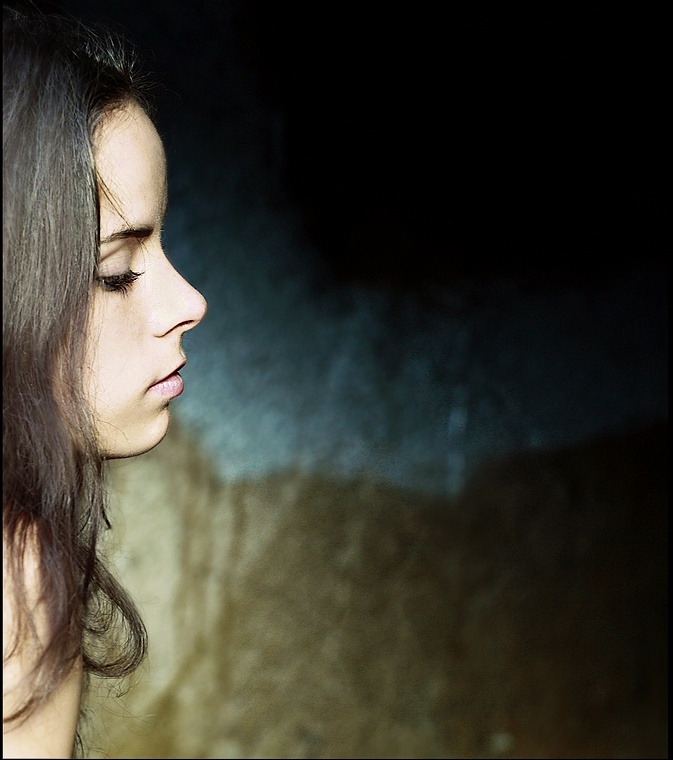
[81,419,667,758]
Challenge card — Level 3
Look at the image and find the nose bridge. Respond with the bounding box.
[150,252,207,337]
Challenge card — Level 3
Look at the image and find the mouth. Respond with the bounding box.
[155,361,186,385]
[148,361,186,398]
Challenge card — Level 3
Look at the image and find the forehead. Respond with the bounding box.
[94,101,167,225]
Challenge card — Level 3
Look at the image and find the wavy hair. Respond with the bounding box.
[3,3,152,747]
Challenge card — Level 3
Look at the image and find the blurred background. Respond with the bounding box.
[10,2,668,757]
[21,0,667,495]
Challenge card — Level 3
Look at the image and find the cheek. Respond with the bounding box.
[86,296,142,399]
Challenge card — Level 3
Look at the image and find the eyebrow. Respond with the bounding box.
[100,225,155,244]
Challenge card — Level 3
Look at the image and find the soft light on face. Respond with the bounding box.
[87,101,207,458]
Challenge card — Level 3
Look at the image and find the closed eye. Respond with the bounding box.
[97,270,144,294]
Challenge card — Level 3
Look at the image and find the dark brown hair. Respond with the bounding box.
[3,2,152,749]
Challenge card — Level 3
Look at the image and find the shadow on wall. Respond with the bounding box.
[82,418,668,759]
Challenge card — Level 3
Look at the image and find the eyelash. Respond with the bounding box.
[97,270,144,294]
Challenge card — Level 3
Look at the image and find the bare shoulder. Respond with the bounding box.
[3,528,83,759]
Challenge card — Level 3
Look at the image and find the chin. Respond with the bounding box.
[101,408,171,459]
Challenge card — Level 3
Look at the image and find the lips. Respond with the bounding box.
[151,360,186,389]
[149,372,184,398]
[148,362,185,398]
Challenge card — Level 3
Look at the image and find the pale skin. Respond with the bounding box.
[87,101,207,457]
[2,541,83,759]
[3,101,207,757]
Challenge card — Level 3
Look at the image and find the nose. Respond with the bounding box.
[149,256,207,338]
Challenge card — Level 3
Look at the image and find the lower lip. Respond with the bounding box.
[149,372,184,398]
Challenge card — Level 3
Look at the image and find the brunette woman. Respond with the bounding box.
[3,5,206,756]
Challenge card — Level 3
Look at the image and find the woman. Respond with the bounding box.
[3,5,207,756]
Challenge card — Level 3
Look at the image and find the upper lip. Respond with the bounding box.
[151,360,186,387]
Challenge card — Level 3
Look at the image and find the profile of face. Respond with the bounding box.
[87,101,207,458]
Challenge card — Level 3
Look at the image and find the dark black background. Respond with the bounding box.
[12,1,667,291]
[232,3,666,288]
